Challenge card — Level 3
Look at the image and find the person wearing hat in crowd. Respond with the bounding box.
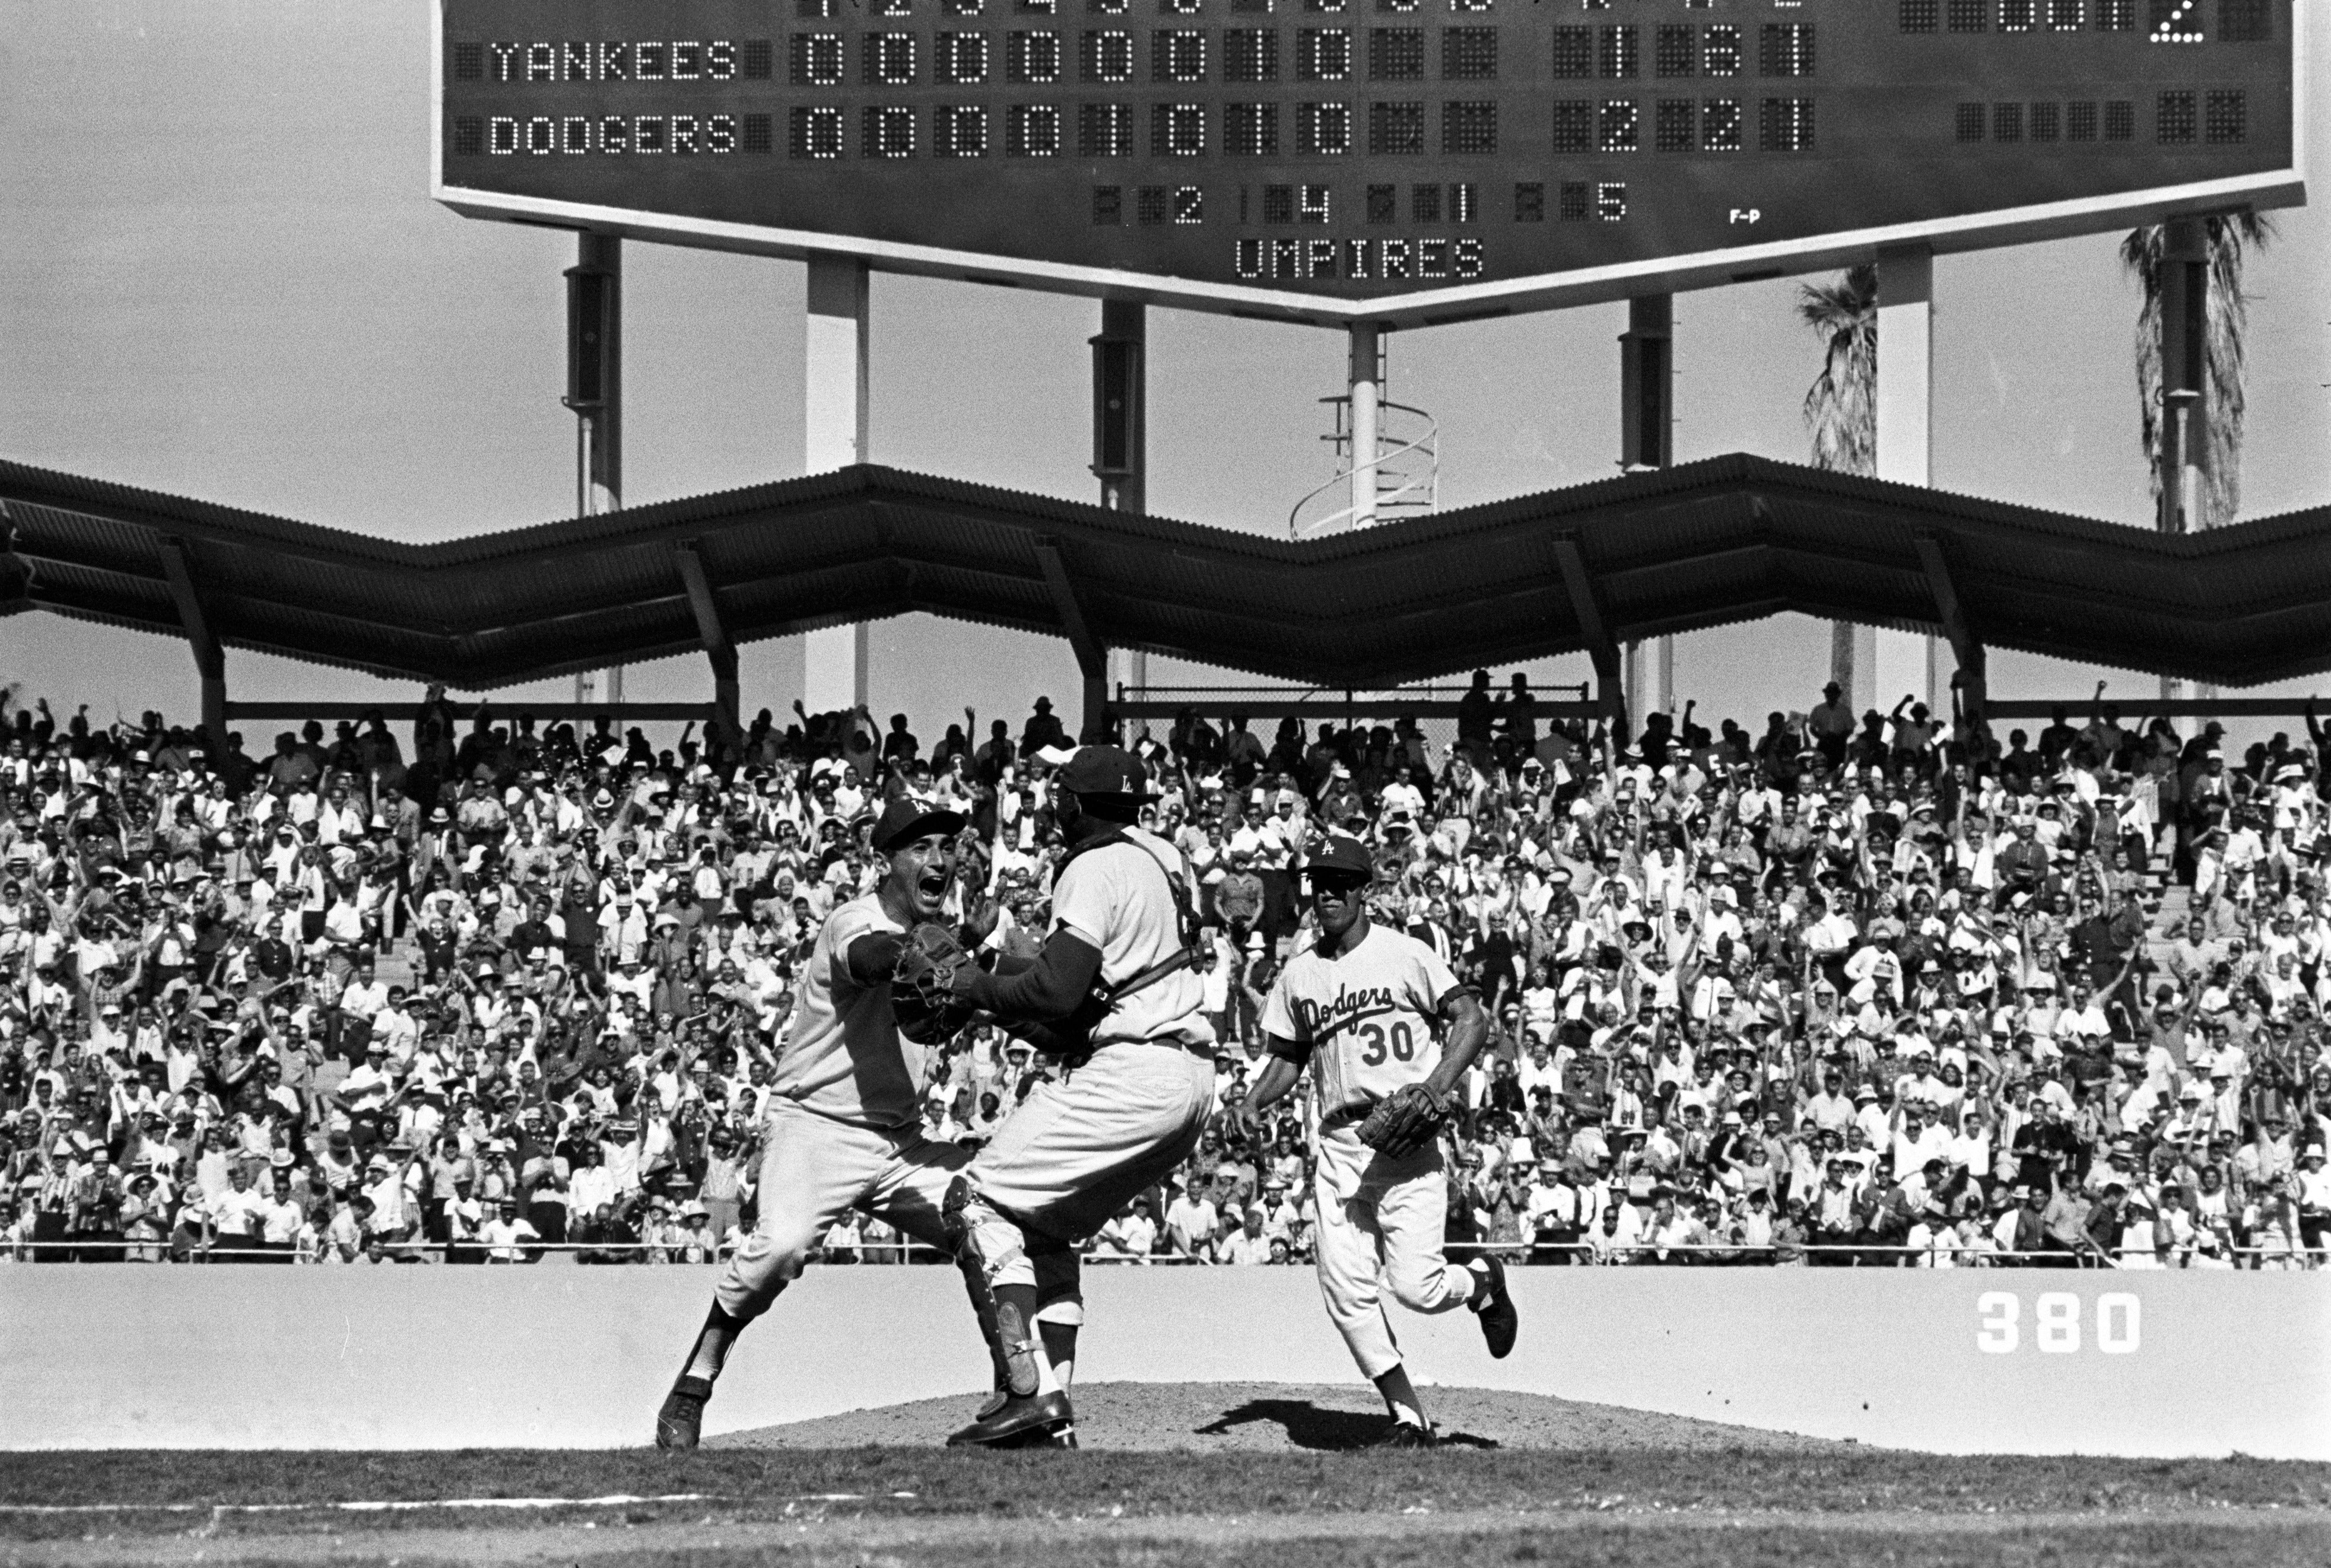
[441,1167,487,1263]
[2297,1144,2331,1264]
[929,744,1217,1448]
[204,1158,271,1262]
[1805,681,1857,771]
[653,793,980,1450]
[1238,831,1514,1446]
[7,668,2331,1311]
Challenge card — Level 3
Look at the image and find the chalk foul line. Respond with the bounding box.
[0,1494,724,1516]
[0,1490,923,1516]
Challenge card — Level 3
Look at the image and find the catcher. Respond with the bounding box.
[1237,831,1516,1446]
[653,796,985,1449]
[921,745,1215,1449]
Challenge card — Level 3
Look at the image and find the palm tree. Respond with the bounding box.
[1798,264,1878,694]
[2120,212,2274,532]
[1798,263,1879,478]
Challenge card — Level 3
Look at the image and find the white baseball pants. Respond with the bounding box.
[715,1097,968,1321]
[1310,1126,1475,1379]
[960,1040,1217,1289]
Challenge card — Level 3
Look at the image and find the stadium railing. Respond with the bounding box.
[5,1238,2313,1267]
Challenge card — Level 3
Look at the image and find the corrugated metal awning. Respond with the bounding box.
[4,454,2327,689]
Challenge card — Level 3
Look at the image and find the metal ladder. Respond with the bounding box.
[1287,339,1439,539]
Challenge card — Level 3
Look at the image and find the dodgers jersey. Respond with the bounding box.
[1051,826,1215,1051]
[767,892,927,1130]
[1261,923,1461,1121]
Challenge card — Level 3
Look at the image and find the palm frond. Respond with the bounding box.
[1798,263,1878,478]
[2124,212,2275,529]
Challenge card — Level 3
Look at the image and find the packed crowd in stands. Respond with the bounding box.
[1,669,2326,1270]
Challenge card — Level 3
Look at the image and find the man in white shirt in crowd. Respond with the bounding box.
[206,1162,271,1258]
[2297,1146,2331,1262]
[1218,1206,1275,1265]
[483,1197,541,1263]
[1163,1182,1220,1261]
[259,1169,306,1260]
[1890,1100,1955,1178]
[1094,1197,1158,1262]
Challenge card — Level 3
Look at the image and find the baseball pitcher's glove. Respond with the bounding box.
[1355,1083,1451,1160]
[890,922,978,1044]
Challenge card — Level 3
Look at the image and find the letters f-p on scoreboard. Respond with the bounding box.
[434,0,2302,325]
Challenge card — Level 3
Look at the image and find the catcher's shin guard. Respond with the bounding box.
[943,1177,1042,1400]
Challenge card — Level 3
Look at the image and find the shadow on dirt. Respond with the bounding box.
[1193,1398,1500,1451]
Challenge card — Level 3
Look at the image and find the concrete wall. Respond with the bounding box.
[2,1265,2324,1456]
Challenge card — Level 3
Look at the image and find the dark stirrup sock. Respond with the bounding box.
[682,1304,748,1384]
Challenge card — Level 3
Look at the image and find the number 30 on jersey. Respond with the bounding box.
[1356,1021,1417,1067]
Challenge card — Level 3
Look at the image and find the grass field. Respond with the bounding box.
[5,1446,2329,1568]
[5,1381,2328,1568]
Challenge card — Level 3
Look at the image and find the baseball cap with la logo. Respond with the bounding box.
[1055,746,1159,801]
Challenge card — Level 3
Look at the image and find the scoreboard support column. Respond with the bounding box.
[1619,296,1674,723]
[1874,244,1939,718]
[1092,300,1147,719]
[1349,324,1383,530]
[564,232,624,710]
[2156,218,2211,538]
[804,254,872,718]
[2156,217,2210,706]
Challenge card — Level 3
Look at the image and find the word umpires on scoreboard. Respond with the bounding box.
[436,0,2295,312]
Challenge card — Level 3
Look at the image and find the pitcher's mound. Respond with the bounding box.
[714,1380,1839,1452]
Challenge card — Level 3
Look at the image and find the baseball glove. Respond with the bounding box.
[890,921,978,1044]
[1355,1083,1451,1160]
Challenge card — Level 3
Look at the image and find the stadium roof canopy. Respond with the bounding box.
[4,452,2330,694]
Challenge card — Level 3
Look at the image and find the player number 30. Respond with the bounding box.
[1357,1020,1416,1066]
[1976,1292,2140,1354]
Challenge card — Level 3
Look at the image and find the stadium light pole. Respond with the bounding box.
[564,231,623,711]
[804,254,872,719]
[1873,244,1936,718]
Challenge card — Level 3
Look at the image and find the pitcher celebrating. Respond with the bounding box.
[931,745,1217,1449]
[1239,831,1517,1447]
[653,796,975,1449]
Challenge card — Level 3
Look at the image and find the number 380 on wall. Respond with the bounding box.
[1977,1292,2141,1354]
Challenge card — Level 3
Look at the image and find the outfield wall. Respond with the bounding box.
[2,1265,2324,1456]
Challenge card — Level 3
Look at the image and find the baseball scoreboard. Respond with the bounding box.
[434,0,2301,321]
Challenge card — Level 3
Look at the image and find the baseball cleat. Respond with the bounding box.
[1370,1420,1438,1449]
[945,1389,1075,1448]
[655,1375,713,1450]
[989,1418,1079,1450]
[1472,1252,1519,1359]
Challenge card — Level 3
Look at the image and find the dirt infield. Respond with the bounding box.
[7,1389,2329,1568]
[716,1380,1840,1452]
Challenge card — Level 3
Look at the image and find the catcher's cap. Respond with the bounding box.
[1303,834,1374,882]
[1055,745,1158,802]
[871,797,967,854]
